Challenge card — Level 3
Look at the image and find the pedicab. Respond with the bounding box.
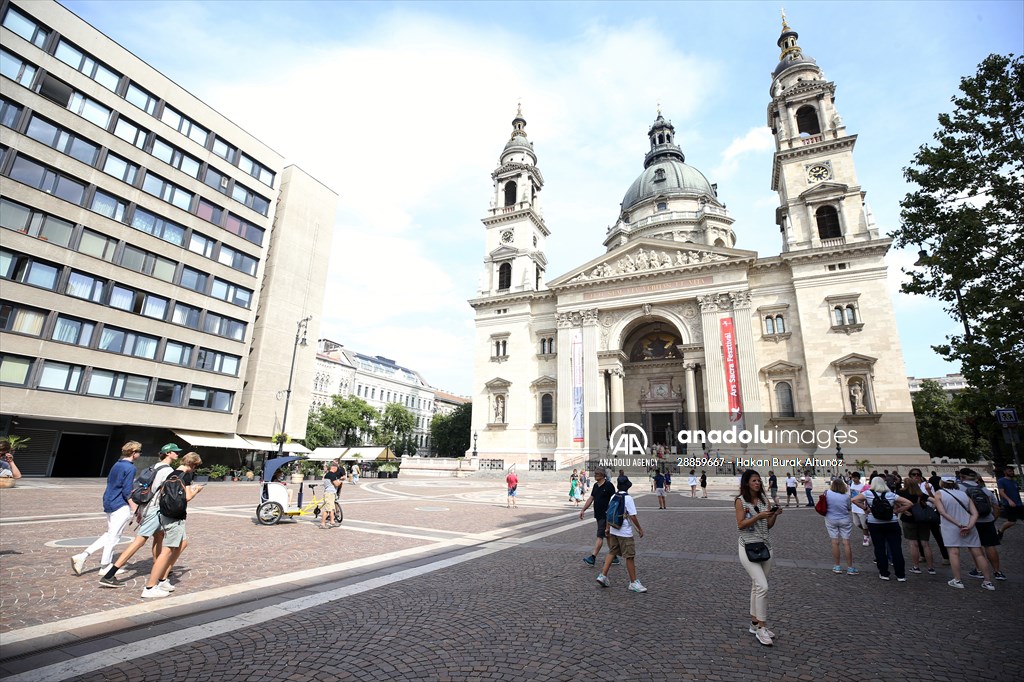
[256,455,342,525]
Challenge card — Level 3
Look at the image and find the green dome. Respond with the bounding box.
[621,158,716,212]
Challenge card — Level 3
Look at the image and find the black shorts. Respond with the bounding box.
[977,521,1000,547]
[596,517,607,538]
[786,487,797,496]
[1000,505,1024,522]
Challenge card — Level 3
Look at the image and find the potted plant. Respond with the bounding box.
[301,460,323,480]
[378,462,398,479]
[194,467,211,483]
[207,464,231,481]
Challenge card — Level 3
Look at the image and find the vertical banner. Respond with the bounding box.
[571,329,584,443]
[720,317,744,428]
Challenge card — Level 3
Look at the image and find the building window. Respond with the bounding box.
[202,312,246,341]
[65,271,105,302]
[196,198,224,225]
[97,326,158,359]
[774,382,795,418]
[102,153,139,184]
[119,245,176,282]
[160,106,208,146]
[90,190,128,222]
[239,153,275,188]
[540,393,554,424]
[217,244,258,276]
[124,82,158,115]
[153,379,185,405]
[503,181,516,206]
[113,115,148,148]
[54,39,121,92]
[38,361,84,392]
[203,165,229,194]
[162,340,193,366]
[51,315,95,346]
[231,182,270,216]
[1,302,46,336]
[188,386,234,411]
[654,168,666,181]
[2,6,50,48]
[87,370,150,400]
[827,295,863,333]
[0,94,24,127]
[196,348,241,375]
[765,316,775,335]
[0,198,74,247]
[497,262,512,290]
[0,249,60,290]
[171,302,201,329]
[179,266,208,293]
[0,354,32,385]
[151,138,200,178]
[816,206,842,240]
[224,213,264,246]
[25,114,100,165]
[211,136,237,163]
[78,229,118,261]
[130,208,185,246]
[657,201,668,211]
[210,278,253,308]
[0,48,37,87]
[8,155,86,205]
[66,92,112,129]
[142,171,193,211]
[188,231,216,258]
[796,105,821,135]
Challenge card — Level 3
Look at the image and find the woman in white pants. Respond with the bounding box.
[735,469,783,646]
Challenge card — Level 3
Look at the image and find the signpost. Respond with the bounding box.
[995,407,1021,477]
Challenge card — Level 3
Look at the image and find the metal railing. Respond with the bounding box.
[479,458,505,470]
[529,459,556,471]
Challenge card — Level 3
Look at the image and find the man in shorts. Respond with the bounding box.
[320,461,342,528]
[785,473,798,507]
[653,470,667,509]
[579,467,619,566]
[997,466,1022,540]
[960,468,1006,580]
[848,472,870,546]
[596,479,646,592]
[141,452,204,599]
[505,467,518,509]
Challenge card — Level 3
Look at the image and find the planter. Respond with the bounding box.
[290,473,304,484]
[223,476,232,482]
[195,475,210,483]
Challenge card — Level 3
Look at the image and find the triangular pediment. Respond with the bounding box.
[549,239,757,288]
[798,181,849,200]
[831,353,877,369]
[489,245,518,260]
[530,375,558,389]
[761,360,803,376]
[485,377,512,390]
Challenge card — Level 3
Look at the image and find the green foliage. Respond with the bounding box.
[893,54,1024,412]
[4,435,31,451]
[378,462,398,473]
[379,403,416,455]
[430,403,472,457]
[912,380,989,462]
[205,464,230,479]
[303,395,379,449]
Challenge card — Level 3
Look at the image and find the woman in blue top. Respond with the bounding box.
[824,479,858,575]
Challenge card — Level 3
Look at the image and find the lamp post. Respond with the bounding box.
[278,315,312,459]
[472,431,478,457]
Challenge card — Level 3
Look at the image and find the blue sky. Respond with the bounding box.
[63,0,1024,395]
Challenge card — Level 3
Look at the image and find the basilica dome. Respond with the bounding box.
[621,158,716,212]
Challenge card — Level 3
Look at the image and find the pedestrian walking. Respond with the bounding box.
[934,476,995,590]
[320,461,343,528]
[899,470,937,575]
[766,471,777,506]
[506,467,518,509]
[688,469,698,497]
[352,463,360,485]
[802,471,814,507]
[852,476,912,582]
[958,468,1006,581]
[98,443,180,587]
[653,470,667,509]
[71,442,141,577]
[569,469,581,507]
[580,467,619,567]
[996,466,1022,540]
[784,473,798,507]
[848,472,870,546]
[735,469,782,646]
[824,479,857,575]
[595,478,646,593]
[141,452,204,599]
[664,470,672,494]
[700,470,708,499]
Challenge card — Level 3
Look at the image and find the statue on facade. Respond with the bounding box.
[849,382,866,414]
[494,396,505,423]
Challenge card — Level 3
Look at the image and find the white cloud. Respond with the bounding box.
[712,127,775,180]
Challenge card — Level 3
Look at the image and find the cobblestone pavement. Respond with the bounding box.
[0,476,1021,680]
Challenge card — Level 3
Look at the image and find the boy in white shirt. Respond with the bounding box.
[596,479,647,593]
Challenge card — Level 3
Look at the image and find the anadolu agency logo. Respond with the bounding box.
[609,423,648,456]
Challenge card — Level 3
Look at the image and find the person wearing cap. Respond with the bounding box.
[71,441,141,577]
[958,468,1006,581]
[933,475,995,590]
[320,461,343,529]
[98,444,181,587]
[595,478,646,593]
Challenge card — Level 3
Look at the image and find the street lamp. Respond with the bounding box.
[915,249,973,344]
[278,315,312,458]
[472,431,478,457]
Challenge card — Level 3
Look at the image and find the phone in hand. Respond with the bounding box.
[770,505,780,513]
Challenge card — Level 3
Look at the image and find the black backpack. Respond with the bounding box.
[965,485,992,517]
[159,472,188,520]
[129,464,171,506]
[870,490,894,521]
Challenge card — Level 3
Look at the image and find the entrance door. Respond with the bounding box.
[51,433,110,477]
[650,413,675,446]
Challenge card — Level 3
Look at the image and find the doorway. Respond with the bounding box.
[50,433,110,477]
[650,413,675,446]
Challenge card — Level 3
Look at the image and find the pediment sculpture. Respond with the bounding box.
[567,247,728,283]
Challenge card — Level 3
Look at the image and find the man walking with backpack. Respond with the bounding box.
[579,466,619,567]
[98,443,180,587]
[141,452,204,599]
[596,479,646,593]
[71,442,141,577]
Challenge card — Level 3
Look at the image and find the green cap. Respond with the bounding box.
[160,443,183,454]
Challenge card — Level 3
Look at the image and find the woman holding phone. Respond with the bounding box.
[735,469,782,646]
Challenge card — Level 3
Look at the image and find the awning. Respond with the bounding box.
[173,430,252,449]
[308,447,349,461]
[337,446,397,461]
[242,437,311,454]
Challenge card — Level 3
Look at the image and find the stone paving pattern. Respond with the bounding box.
[1,477,1022,680]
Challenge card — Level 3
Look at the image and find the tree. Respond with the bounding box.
[912,380,988,462]
[893,54,1023,412]
[303,395,378,449]
[431,403,472,457]
[378,402,416,456]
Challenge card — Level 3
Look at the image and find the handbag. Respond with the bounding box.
[910,501,939,524]
[744,541,771,562]
[814,492,829,516]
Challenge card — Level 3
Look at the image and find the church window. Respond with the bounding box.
[833,306,845,326]
[774,382,795,418]
[497,262,512,290]
[775,315,785,333]
[815,206,842,240]
[714,238,726,247]
[765,316,775,335]
[503,181,516,207]
[845,305,857,325]
[540,393,554,424]
[657,201,667,211]
[796,105,821,135]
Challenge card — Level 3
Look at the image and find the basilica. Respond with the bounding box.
[468,19,927,470]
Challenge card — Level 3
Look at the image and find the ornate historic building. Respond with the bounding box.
[468,18,926,469]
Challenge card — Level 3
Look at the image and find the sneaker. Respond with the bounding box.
[909,566,922,574]
[99,564,128,578]
[583,555,596,566]
[71,553,86,576]
[98,575,126,588]
[596,574,610,588]
[158,579,176,592]
[832,565,843,574]
[628,580,648,593]
[862,537,870,546]
[611,556,621,565]
[981,581,996,591]
[847,567,859,576]
[749,625,776,638]
[141,586,170,599]
[897,577,907,582]
[879,574,890,581]
[927,568,937,575]
[994,571,1007,581]
[754,626,773,646]
[967,569,984,579]
[947,578,964,589]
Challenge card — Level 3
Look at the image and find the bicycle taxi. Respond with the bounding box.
[256,454,342,525]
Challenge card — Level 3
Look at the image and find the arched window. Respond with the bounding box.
[657,201,667,211]
[714,238,726,247]
[775,382,795,418]
[775,315,785,333]
[845,305,857,325]
[540,394,554,424]
[503,181,516,207]
[548,337,555,354]
[815,206,842,240]
[540,339,548,354]
[657,133,664,144]
[765,316,775,334]
[796,105,821,135]
[498,262,511,290]
[833,306,845,326]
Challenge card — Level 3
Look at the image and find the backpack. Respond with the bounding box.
[965,485,992,517]
[814,492,829,516]
[606,492,628,529]
[870,490,894,521]
[159,472,188,520]
[129,464,171,506]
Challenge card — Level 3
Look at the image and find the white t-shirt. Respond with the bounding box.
[142,463,176,516]
[849,482,869,514]
[785,476,797,488]
[609,494,638,538]
[688,475,698,486]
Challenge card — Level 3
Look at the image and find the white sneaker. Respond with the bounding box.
[158,579,176,592]
[948,578,964,589]
[99,564,128,578]
[628,580,648,593]
[755,626,773,646]
[71,553,87,576]
[141,586,170,599]
[749,625,776,638]
[596,574,610,587]
[981,581,996,591]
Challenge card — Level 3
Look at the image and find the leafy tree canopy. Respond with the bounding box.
[378,402,417,455]
[911,380,988,462]
[303,395,378,450]
[431,403,472,457]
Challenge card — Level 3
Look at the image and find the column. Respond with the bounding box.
[730,291,762,423]
[555,318,575,451]
[582,309,601,454]
[699,295,727,432]
[684,361,699,431]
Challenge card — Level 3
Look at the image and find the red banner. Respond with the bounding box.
[720,318,744,425]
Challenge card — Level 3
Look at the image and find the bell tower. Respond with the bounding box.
[767,12,878,252]
[478,105,550,296]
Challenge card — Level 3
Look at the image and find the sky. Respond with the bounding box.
[63,0,1024,396]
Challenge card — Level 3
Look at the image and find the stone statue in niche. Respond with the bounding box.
[494,395,505,423]
[849,381,867,414]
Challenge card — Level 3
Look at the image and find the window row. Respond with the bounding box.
[353,384,433,411]
[0,353,234,411]
[0,249,248,341]
[1,5,276,189]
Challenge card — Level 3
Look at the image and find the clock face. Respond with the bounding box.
[501,230,514,244]
[807,164,831,182]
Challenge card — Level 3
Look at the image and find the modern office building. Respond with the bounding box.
[0,0,336,475]
[908,374,968,395]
